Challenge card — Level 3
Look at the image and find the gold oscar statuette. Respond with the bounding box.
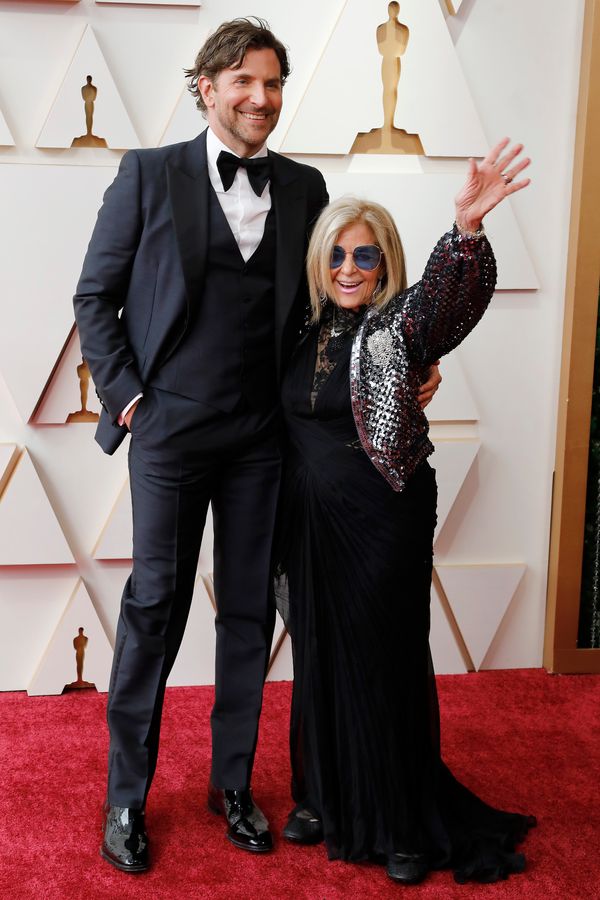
[64,627,96,691]
[71,76,108,149]
[66,357,100,423]
[351,2,424,155]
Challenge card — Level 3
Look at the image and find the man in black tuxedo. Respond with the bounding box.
[74,18,329,872]
[75,17,439,873]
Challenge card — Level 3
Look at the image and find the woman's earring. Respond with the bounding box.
[319,291,328,307]
[371,279,383,302]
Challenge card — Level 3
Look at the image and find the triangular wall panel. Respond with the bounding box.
[267,625,293,682]
[90,562,132,645]
[167,576,216,687]
[431,439,479,543]
[281,0,487,155]
[430,579,468,674]
[0,164,117,423]
[94,477,215,567]
[426,352,478,422]
[160,86,204,147]
[267,584,468,679]
[0,108,15,147]
[0,444,20,498]
[35,326,101,424]
[0,450,74,565]
[93,477,132,560]
[197,507,214,577]
[199,573,216,613]
[436,564,526,670]
[37,26,140,149]
[28,580,113,695]
[0,571,79,692]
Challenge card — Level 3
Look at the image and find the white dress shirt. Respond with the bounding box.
[120,127,272,425]
[206,126,271,262]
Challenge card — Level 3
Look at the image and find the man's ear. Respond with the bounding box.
[198,75,216,109]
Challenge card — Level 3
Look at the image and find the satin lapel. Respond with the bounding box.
[167,131,209,329]
[270,153,308,371]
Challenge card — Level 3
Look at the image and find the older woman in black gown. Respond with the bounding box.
[276,139,535,886]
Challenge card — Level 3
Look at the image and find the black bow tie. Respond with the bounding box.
[216,150,271,197]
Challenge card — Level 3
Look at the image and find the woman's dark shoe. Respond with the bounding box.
[208,782,273,852]
[100,804,149,873]
[386,852,429,885]
[282,805,324,844]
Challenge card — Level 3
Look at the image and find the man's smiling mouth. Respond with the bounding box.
[238,111,268,120]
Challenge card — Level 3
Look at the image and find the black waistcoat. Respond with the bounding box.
[151,185,277,412]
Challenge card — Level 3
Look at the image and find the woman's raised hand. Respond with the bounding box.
[454,138,531,233]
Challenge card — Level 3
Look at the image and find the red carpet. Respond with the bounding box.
[0,670,598,899]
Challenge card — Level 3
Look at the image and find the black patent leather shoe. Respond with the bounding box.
[282,805,324,845]
[386,851,429,885]
[100,804,149,873]
[208,782,272,853]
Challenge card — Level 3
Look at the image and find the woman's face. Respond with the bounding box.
[329,222,383,312]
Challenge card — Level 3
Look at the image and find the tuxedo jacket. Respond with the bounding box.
[73,129,328,454]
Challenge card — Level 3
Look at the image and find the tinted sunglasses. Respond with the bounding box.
[330,244,383,271]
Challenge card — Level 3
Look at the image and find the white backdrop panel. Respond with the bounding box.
[426,352,478,422]
[93,477,132,560]
[267,627,293,683]
[430,580,467,674]
[0,444,18,489]
[431,439,479,544]
[0,107,14,147]
[437,564,526,670]
[0,571,79,691]
[281,0,487,155]
[324,171,539,291]
[0,450,75,565]
[0,164,117,421]
[36,327,101,424]
[37,26,140,150]
[167,577,217,687]
[28,579,113,695]
[0,0,587,688]
[161,85,206,147]
[446,0,466,12]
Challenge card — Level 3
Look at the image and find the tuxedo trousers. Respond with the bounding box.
[106,387,281,808]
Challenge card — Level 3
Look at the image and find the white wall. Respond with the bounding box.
[0,0,585,692]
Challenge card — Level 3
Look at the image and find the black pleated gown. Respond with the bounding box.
[277,307,535,883]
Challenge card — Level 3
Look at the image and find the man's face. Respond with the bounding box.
[200,48,283,157]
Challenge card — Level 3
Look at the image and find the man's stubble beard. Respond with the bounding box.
[215,105,280,153]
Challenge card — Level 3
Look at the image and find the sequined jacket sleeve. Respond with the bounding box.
[350,225,497,491]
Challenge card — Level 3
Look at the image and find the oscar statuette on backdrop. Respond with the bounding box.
[351,1,424,155]
[66,357,100,423]
[71,76,108,149]
[64,627,96,691]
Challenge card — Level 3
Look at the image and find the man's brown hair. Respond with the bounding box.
[185,17,291,113]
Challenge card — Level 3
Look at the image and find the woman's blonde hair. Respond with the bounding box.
[307,197,407,322]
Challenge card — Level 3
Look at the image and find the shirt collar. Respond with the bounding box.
[206,126,268,191]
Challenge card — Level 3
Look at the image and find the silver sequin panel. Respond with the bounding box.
[350,225,497,492]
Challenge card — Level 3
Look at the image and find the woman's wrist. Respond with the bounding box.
[454,219,485,239]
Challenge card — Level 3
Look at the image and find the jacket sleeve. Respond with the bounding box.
[73,150,145,423]
[398,224,497,365]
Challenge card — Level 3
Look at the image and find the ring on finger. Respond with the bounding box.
[501,173,512,185]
